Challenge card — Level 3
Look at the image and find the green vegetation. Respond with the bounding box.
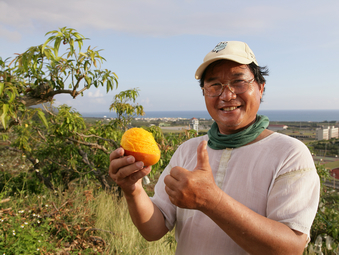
[0,182,176,254]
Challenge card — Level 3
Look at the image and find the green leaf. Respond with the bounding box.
[85,76,92,86]
[7,91,15,103]
[1,104,9,129]
[0,82,4,96]
[54,37,62,56]
[37,109,49,128]
[42,36,54,53]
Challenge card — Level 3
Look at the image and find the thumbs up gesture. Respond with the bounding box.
[164,140,222,210]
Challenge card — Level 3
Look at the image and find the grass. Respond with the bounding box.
[0,183,177,254]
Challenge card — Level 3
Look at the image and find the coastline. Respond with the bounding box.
[81,109,339,122]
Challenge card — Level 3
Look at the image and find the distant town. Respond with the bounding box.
[96,115,339,141]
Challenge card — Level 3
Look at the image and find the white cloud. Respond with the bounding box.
[1,0,338,39]
[0,25,21,42]
[88,90,104,98]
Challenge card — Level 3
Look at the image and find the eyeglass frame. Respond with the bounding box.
[201,78,256,97]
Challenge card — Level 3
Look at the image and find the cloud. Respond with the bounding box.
[88,90,104,98]
[1,0,337,39]
[0,25,21,42]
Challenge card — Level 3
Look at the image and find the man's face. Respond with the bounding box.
[203,60,265,135]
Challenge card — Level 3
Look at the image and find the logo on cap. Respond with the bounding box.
[212,42,227,53]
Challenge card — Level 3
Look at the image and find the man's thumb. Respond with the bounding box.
[195,140,210,171]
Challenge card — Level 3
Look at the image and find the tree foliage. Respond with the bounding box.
[0,27,118,132]
[0,27,124,193]
[109,88,145,130]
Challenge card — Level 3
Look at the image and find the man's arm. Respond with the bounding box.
[164,140,307,255]
[109,147,169,241]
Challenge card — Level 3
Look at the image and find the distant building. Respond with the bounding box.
[330,168,339,180]
[316,126,339,140]
[267,124,288,131]
[191,118,199,134]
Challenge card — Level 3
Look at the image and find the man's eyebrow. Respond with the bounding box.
[205,72,246,82]
[205,77,218,82]
[231,72,246,78]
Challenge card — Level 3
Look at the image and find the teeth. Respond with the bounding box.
[221,107,238,111]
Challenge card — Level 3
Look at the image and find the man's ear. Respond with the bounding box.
[259,83,265,99]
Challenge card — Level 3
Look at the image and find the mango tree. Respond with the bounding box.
[0,27,124,194]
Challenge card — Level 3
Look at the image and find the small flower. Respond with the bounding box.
[37,248,39,251]
[13,232,16,236]
[24,222,28,225]
[20,224,24,228]
[37,220,41,224]
[38,240,41,243]
[35,169,39,172]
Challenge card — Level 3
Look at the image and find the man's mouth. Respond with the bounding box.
[220,106,240,111]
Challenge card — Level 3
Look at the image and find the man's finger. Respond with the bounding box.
[109,147,124,161]
[194,140,210,171]
[169,166,189,181]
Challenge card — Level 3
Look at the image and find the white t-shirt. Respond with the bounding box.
[151,132,320,255]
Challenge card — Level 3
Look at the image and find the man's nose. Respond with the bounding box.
[219,85,237,101]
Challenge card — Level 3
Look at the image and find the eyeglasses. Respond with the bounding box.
[202,78,255,97]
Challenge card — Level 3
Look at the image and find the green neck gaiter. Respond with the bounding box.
[207,115,270,150]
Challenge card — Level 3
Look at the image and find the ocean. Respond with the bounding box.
[81,109,339,122]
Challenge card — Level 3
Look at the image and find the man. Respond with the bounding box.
[109,41,320,255]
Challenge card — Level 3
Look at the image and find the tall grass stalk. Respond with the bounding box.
[91,191,177,254]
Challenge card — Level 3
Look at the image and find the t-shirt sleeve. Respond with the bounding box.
[266,141,320,240]
[150,158,177,231]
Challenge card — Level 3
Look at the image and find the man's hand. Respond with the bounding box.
[109,147,152,196]
[164,140,222,210]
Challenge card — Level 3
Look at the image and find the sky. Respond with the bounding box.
[1,0,339,114]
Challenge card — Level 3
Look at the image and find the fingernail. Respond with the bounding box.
[117,147,123,154]
[127,156,135,164]
[136,161,144,169]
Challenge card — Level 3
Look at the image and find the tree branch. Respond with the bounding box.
[4,146,56,191]
[18,87,89,108]
[66,137,109,154]
[74,132,119,149]
[75,145,111,191]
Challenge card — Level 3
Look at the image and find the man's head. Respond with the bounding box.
[196,41,268,95]
[195,41,269,134]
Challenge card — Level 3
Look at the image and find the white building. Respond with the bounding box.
[191,118,199,134]
[316,126,339,140]
[267,124,288,132]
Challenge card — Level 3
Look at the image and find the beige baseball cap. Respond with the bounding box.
[195,41,258,79]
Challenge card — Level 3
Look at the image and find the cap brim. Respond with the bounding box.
[195,56,254,80]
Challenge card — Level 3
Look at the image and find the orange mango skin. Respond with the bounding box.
[124,149,160,167]
[121,128,161,166]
